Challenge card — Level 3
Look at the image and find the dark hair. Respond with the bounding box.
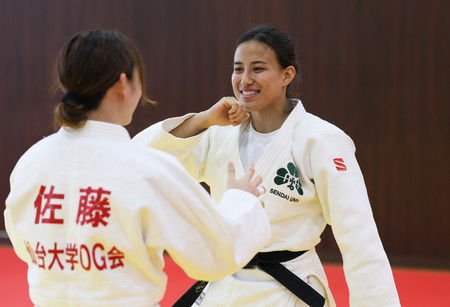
[236,25,300,108]
[55,30,154,128]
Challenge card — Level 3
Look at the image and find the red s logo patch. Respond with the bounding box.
[333,158,347,171]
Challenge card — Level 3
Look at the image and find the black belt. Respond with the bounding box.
[172,250,325,307]
[172,280,208,307]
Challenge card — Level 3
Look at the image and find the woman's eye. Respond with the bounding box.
[233,67,243,73]
[254,67,265,72]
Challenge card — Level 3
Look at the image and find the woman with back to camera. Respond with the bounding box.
[4,29,272,307]
[134,25,401,306]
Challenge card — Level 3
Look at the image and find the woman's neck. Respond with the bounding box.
[250,105,291,133]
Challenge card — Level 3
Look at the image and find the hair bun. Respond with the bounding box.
[61,91,80,103]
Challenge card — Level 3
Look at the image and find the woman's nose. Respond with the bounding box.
[241,71,254,86]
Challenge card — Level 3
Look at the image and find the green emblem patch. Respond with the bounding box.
[274,162,303,195]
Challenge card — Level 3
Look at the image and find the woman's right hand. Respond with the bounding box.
[170,97,249,138]
[226,162,265,206]
[202,97,249,127]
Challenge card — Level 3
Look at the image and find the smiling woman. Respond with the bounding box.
[232,39,296,130]
[133,25,402,307]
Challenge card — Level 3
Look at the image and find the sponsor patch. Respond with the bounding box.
[333,158,347,171]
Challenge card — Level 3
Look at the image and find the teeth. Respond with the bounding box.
[242,91,258,95]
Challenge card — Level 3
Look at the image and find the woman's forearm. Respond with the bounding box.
[169,111,212,138]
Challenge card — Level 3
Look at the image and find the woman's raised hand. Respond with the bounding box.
[226,162,265,206]
[203,97,250,127]
[170,97,249,138]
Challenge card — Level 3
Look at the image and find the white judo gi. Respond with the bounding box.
[4,120,271,307]
[133,100,401,306]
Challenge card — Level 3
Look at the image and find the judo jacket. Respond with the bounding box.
[133,100,401,306]
[5,120,271,307]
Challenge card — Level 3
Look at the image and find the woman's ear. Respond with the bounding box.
[112,73,128,98]
[282,66,296,86]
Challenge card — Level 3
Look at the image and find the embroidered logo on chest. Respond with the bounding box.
[273,162,304,195]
